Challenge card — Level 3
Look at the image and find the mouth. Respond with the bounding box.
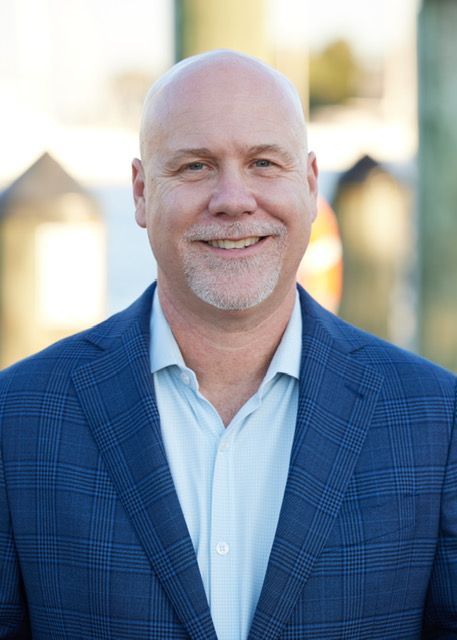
[204,236,263,250]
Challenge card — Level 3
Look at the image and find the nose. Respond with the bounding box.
[208,169,257,217]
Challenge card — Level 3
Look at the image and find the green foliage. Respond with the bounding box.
[309,39,360,109]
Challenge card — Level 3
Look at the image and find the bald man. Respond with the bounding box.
[0,51,456,640]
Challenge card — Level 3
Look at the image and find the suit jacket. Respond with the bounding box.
[1,283,456,639]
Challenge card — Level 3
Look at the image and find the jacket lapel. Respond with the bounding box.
[248,292,384,640]
[71,288,217,640]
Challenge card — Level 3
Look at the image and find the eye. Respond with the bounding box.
[253,159,273,168]
[186,162,206,171]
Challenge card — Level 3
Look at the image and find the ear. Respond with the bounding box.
[307,151,319,222]
[132,158,147,228]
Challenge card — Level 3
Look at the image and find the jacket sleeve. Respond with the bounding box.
[0,436,31,639]
[422,379,457,638]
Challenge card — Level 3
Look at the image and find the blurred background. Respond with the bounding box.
[1,0,456,371]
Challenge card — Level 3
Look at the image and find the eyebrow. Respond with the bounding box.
[168,144,295,164]
[168,148,212,161]
[246,144,295,164]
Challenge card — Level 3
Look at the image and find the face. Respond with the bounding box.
[133,59,318,315]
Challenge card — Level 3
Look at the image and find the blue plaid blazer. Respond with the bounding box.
[1,284,456,639]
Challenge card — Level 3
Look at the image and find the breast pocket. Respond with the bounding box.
[325,494,416,547]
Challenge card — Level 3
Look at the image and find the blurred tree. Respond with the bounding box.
[309,39,360,109]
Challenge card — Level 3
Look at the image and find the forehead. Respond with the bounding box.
[143,61,306,156]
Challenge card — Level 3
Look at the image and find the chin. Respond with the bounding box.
[190,280,278,312]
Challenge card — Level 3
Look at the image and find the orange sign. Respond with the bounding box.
[297,197,343,313]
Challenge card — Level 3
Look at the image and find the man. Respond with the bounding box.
[0,50,456,640]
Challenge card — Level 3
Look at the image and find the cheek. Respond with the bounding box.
[282,195,315,254]
[144,195,193,261]
[147,184,207,231]
[256,177,309,214]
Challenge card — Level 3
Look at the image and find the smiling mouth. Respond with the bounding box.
[205,236,262,249]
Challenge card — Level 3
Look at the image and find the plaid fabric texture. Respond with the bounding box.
[1,284,456,639]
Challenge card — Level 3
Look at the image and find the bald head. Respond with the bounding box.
[139,49,308,164]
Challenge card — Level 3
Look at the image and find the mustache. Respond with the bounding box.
[183,221,287,241]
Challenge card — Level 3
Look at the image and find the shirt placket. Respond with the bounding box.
[209,430,237,640]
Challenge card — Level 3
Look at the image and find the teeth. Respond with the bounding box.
[207,237,260,249]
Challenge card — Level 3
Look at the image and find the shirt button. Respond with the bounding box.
[216,542,230,556]
[219,440,231,452]
[180,371,192,385]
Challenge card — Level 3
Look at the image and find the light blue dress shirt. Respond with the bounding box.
[150,292,301,640]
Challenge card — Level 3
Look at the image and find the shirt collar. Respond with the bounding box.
[150,291,186,374]
[150,289,302,381]
[263,291,301,382]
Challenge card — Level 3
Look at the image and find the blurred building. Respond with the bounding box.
[0,153,105,368]
[333,156,416,348]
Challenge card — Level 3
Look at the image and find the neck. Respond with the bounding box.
[157,282,296,425]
